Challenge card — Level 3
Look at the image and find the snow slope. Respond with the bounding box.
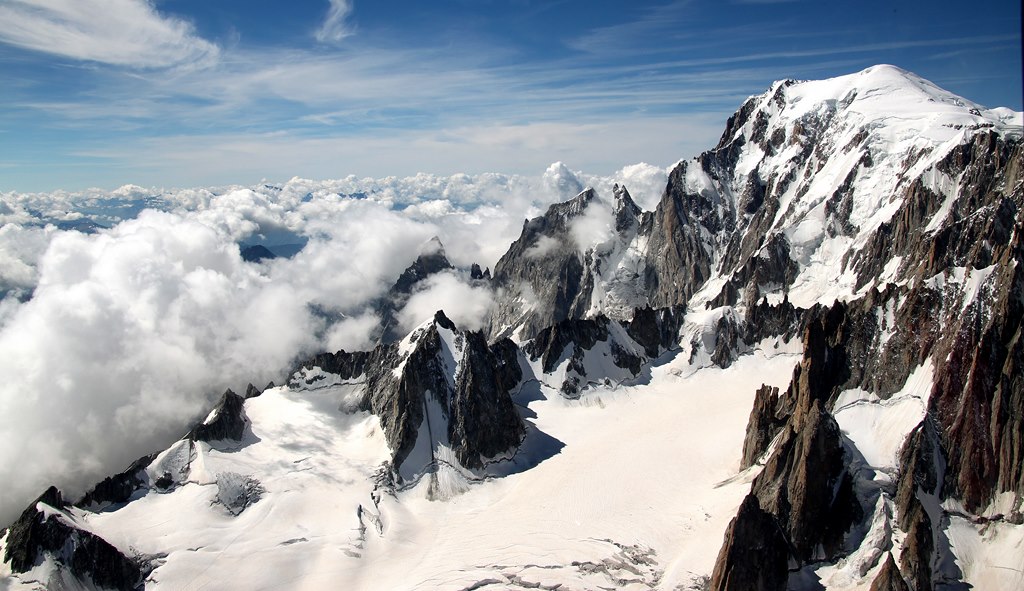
[2,346,799,591]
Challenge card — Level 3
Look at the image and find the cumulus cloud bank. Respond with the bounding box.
[0,211,318,524]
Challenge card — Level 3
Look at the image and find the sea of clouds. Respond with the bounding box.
[0,161,669,524]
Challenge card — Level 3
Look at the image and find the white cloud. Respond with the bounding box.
[0,0,219,69]
[270,198,439,312]
[542,161,585,201]
[397,271,494,333]
[526,235,561,259]
[315,0,355,44]
[324,311,380,352]
[0,223,55,293]
[569,197,615,252]
[0,210,321,524]
[608,162,670,211]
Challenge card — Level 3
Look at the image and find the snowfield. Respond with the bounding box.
[0,346,799,591]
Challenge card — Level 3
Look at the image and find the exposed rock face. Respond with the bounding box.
[244,382,263,399]
[625,304,686,358]
[750,398,857,562]
[709,494,789,591]
[520,308,680,397]
[292,311,526,481]
[361,324,449,476]
[739,384,782,469]
[931,237,1024,511]
[449,331,527,469]
[489,189,601,340]
[524,315,614,375]
[3,487,142,591]
[720,306,864,581]
[892,420,945,591]
[710,233,798,308]
[188,389,249,443]
[742,296,803,346]
[393,237,453,294]
[643,164,718,310]
[898,497,934,591]
[469,263,490,281]
[870,553,911,591]
[76,454,155,509]
[709,312,743,368]
[292,348,376,386]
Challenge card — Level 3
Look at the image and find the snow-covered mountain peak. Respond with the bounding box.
[723,64,1021,158]
[548,186,599,220]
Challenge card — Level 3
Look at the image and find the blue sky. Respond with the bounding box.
[0,0,1020,192]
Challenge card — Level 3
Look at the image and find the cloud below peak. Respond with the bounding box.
[0,0,219,69]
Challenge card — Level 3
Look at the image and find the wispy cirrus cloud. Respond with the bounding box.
[0,0,1018,192]
[315,0,356,44]
[0,0,219,69]
[565,1,694,56]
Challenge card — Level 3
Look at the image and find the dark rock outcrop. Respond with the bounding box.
[898,497,934,591]
[643,164,717,310]
[742,295,803,346]
[710,312,743,368]
[4,487,142,591]
[291,310,526,481]
[469,263,490,281]
[188,389,248,443]
[931,250,1024,511]
[489,189,601,340]
[709,494,789,591]
[524,315,612,375]
[391,237,454,295]
[870,553,911,591]
[522,312,656,396]
[244,382,263,399]
[449,331,527,469]
[291,348,375,386]
[717,304,864,584]
[749,397,857,563]
[76,454,155,509]
[711,233,798,308]
[740,385,783,469]
[625,304,685,358]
